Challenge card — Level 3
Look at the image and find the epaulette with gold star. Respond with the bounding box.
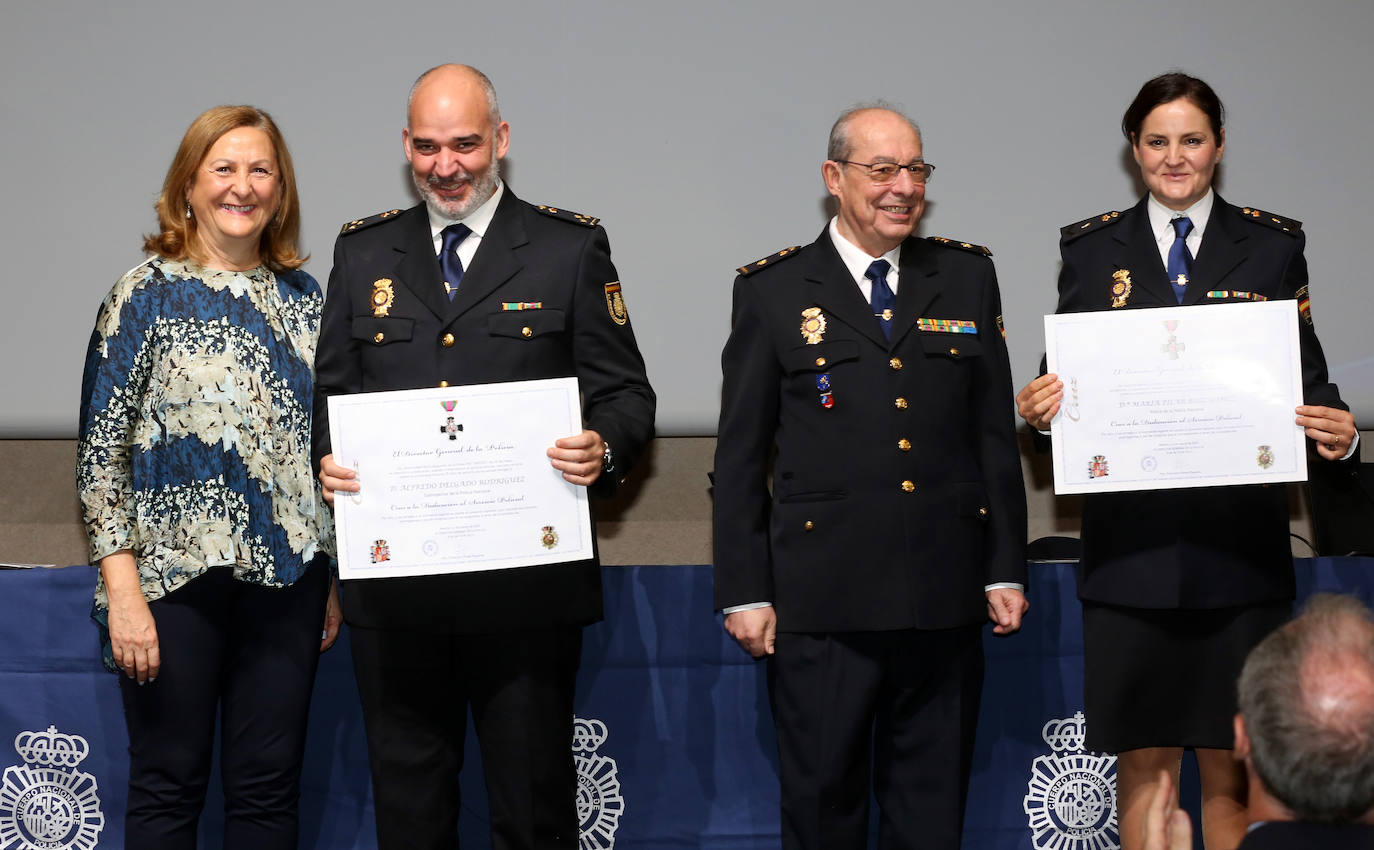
[927,236,992,257]
[1061,210,1124,242]
[339,208,404,236]
[737,245,803,276]
[1237,206,1302,235]
[533,204,599,227]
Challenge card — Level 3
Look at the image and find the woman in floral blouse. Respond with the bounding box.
[77,105,339,850]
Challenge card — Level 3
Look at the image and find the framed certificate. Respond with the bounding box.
[1045,300,1307,495]
[327,378,592,579]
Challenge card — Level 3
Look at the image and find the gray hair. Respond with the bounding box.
[826,101,921,162]
[1238,593,1374,824]
[406,64,502,128]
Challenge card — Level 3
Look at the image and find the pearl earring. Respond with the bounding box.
[186,202,192,220]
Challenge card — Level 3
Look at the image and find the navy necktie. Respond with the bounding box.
[439,223,471,301]
[866,259,895,341]
[1167,216,1193,304]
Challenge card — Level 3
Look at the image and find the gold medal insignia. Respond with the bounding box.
[800,307,826,344]
[604,282,629,326]
[1110,269,1132,308]
[371,278,395,317]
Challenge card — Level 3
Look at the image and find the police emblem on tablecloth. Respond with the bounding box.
[1257,445,1275,469]
[541,526,559,550]
[572,717,624,849]
[1023,711,1118,850]
[0,725,105,850]
[1088,455,1109,478]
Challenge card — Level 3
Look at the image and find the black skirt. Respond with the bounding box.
[1082,600,1291,752]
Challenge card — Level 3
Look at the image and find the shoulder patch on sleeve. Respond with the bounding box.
[533,204,599,227]
[1295,284,1313,325]
[927,236,992,257]
[1060,210,1124,242]
[340,209,405,236]
[737,245,803,276]
[1237,206,1303,235]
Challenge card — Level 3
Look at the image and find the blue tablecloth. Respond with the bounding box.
[2,559,1371,850]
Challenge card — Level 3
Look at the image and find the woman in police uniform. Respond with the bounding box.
[1016,72,1357,850]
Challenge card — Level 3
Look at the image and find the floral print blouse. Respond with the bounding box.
[77,257,332,631]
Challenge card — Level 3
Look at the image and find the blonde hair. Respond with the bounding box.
[144,105,306,272]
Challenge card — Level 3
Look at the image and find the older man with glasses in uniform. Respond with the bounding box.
[712,103,1029,849]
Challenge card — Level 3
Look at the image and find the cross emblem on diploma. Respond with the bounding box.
[1161,335,1186,360]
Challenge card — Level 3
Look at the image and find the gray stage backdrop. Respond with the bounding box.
[5,0,1372,437]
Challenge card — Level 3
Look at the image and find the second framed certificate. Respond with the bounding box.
[1045,300,1307,495]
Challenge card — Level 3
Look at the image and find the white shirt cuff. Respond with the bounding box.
[722,601,772,615]
[985,582,1025,593]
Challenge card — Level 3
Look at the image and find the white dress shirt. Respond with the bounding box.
[426,180,505,264]
[1145,188,1212,270]
[828,218,903,300]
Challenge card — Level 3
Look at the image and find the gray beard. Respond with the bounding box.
[413,164,500,222]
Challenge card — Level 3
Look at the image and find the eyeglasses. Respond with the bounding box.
[836,160,935,185]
